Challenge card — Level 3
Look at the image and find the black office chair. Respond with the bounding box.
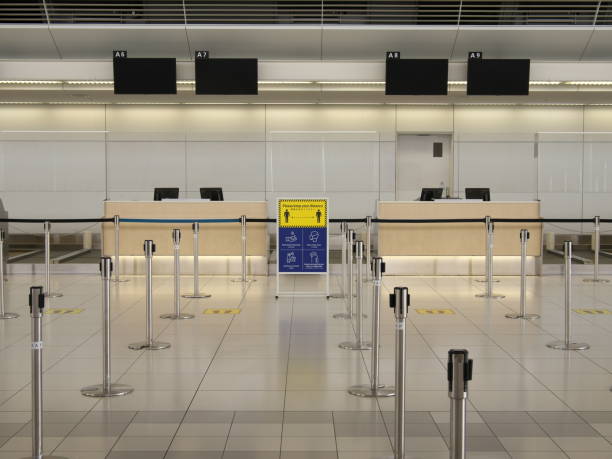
[465,188,491,201]
[419,188,443,201]
[153,188,179,201]
[200,188,224,201]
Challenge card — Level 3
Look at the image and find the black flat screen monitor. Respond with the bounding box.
[200,188,224,201]
[467,59,530,96]
[465,188,491,201]
[195,58,258,95]
[420,188,444,201]
[153,188,179,201]
[386,59,448,95]
[113,58,177,94]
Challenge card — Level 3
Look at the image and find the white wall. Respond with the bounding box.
[0,104,611,235]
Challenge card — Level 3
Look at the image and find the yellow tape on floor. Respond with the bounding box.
[574,308,612,315]
[203,308,241,315]
[415,309,455,315]
[45,308,84,315]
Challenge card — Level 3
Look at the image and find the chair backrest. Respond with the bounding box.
[419,188,443,201]
[200,188,224,201]
[153,188,179,201]
[465,188,490,201]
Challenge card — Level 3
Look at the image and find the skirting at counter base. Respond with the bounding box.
[382,256,536,276]
[116,255,268,276]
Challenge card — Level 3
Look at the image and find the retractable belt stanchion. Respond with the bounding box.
[346,230,356,318]
[182,222,211,299]
[547,241,590,351]
[390,287,409,459]
[22,286,68,459]
[333,223,352,318]
[506,229,540,320]
[448,349,473,459]
[111,215,128,283]
[366,216,372,280]
[43,221,62,298]
[81,257,133,397]
[339,240,371,350]
[232,215,254,283]
[330,222,347,300]
[476,216,504,298]
[584,216,608,283]
[0,229,18,319]
[129,240,171,351]
[349,257,394,397]
[161,229,194,320]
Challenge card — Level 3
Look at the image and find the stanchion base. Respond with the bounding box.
[348,384,395,398]
[111,278,130,283]
[505,312,540,320]
[338,341,372,350]
[583,278,610,283]
[546,340,590,351]
[0,312,19,319]
[128,341,171,351]
[231,278,255,283]
[160,312,195,320]
[329,294,345,299]
[475,279,500,283]
[475,293,505,299]
[81,383,134,397]
[332,312,352,319]
[20,456,69,459]
[182,293,212,299]
[45,292,63,298]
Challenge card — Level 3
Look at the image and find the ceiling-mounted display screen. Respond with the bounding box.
[385,59,448,95]
[196,58,258,95]
[113,58,176,94]
[467,59,530,96]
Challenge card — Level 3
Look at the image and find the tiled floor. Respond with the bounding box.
[0,271,611,458]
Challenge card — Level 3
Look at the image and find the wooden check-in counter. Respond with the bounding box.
[102,201,268,274]
[377,201,541,275]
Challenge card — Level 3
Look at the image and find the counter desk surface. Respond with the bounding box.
[103,201,268,257]
[377,201,542,256]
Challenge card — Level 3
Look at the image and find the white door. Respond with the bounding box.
[396,134,452,201]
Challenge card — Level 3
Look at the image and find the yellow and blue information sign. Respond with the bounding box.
[278,199,328,273]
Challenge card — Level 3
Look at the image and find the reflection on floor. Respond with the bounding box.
[0,272,611,458]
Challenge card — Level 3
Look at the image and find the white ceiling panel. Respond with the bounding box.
[581,29,612,60]
[50,26,191,59]
[322,26,457,60]
[187,26,322,60]
[452,27,594,61]
[0,26,60,59]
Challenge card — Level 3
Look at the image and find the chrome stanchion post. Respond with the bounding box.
[506,229,540,320]
[129,240,171,351]
[391,287,409,459]
[0,229,18,319]
[585,216,608,283]
[366,216,372,280]
[233,215,254,283]
[111,215,128,283]
[547,241,590,351]
[161,229,194,320]
[339,240,371,351]
[23,286,68,459]
[183,222,211,298]
[476,216,504,298]
[43,221,62,298]
[448,350,473,459]
[81,258,133,397]
[333,222,352,313]
[349,257,394,397]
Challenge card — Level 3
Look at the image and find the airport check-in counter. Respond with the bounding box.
[102,201,269,275]
[377,201,542,275]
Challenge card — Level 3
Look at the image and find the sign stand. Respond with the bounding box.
[276,198,329,298]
